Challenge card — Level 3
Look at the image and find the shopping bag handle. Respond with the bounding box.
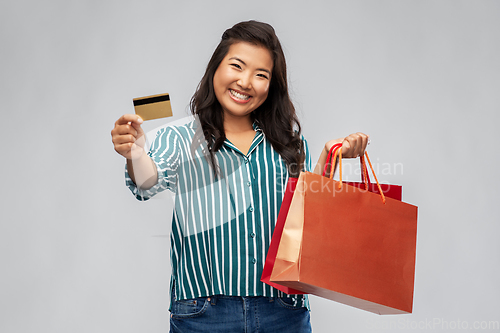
[325,144,386,204]
[323,143,342,177]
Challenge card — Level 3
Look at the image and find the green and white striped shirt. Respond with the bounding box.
[126,120,312,305]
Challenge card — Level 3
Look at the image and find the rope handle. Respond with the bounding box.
[324,144,386,204]
[363,151,386,204]
[360,155,369,187]
[323,143,342,177]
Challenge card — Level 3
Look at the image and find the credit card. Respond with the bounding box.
[133,93,173,121]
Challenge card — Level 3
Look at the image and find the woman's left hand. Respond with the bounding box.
[324,132,370,158]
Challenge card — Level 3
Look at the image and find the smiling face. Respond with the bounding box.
[213,41,274,122]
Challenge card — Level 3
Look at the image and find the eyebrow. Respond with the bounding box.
[228,57,271,75]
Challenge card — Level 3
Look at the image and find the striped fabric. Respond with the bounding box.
[125,120,312,306]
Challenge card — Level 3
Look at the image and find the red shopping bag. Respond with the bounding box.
[267,144,418,314]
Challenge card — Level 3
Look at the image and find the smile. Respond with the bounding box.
[229,89,251,102]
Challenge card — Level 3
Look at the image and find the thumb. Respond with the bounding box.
[130,118,146,150]
[131,117,145,137]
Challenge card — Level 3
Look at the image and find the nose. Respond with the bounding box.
[237,73,252,90]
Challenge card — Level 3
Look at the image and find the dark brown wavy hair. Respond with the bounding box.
[190,20,304,177]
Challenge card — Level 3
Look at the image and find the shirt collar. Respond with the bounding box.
[252,121,262,132]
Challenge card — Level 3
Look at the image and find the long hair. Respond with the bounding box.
[190,20,305,177]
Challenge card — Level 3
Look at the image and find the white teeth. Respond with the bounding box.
[230,89,250,100]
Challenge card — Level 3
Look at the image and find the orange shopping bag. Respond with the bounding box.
[261,176,305,295]
[269,145,418,314]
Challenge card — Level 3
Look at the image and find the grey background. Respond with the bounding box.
[1,0,499,332]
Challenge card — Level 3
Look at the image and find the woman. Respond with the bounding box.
[111,20,368,332]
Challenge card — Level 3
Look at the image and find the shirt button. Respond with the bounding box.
[251,258,257,264]
[246,182,251,187]
[250,232,256,238]
[245,159,249,164]
[249,207,254,212]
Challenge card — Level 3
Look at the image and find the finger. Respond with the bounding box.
[345,135,360,156]
[113,123,139,137]
[130,121,145,137]
[341,139,352,156]
[115,114,144,126]
[342,133,366,158]
[112,134,138,145]
[357,132,369,154]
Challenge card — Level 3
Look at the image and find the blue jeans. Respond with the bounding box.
[169,294,312,333]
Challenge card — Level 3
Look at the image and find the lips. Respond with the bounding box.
[229,89,251,104]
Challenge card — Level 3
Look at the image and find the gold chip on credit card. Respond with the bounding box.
[133,93,173,121]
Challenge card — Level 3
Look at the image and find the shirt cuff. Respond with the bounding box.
[124,160,169,201]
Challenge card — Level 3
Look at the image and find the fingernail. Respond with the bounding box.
[137,116,143,124]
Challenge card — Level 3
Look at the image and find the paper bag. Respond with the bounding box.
[269,149,418,315]
[261,177,305,295]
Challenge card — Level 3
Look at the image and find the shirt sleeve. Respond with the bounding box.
[301,135,313,172]
[125,126,182,201]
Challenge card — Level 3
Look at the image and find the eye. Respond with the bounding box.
[257,73,269,80]
[230,63,242,69]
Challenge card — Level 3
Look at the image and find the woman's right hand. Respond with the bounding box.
[111,114,145,160]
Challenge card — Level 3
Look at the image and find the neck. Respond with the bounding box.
[223,113,253,133]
